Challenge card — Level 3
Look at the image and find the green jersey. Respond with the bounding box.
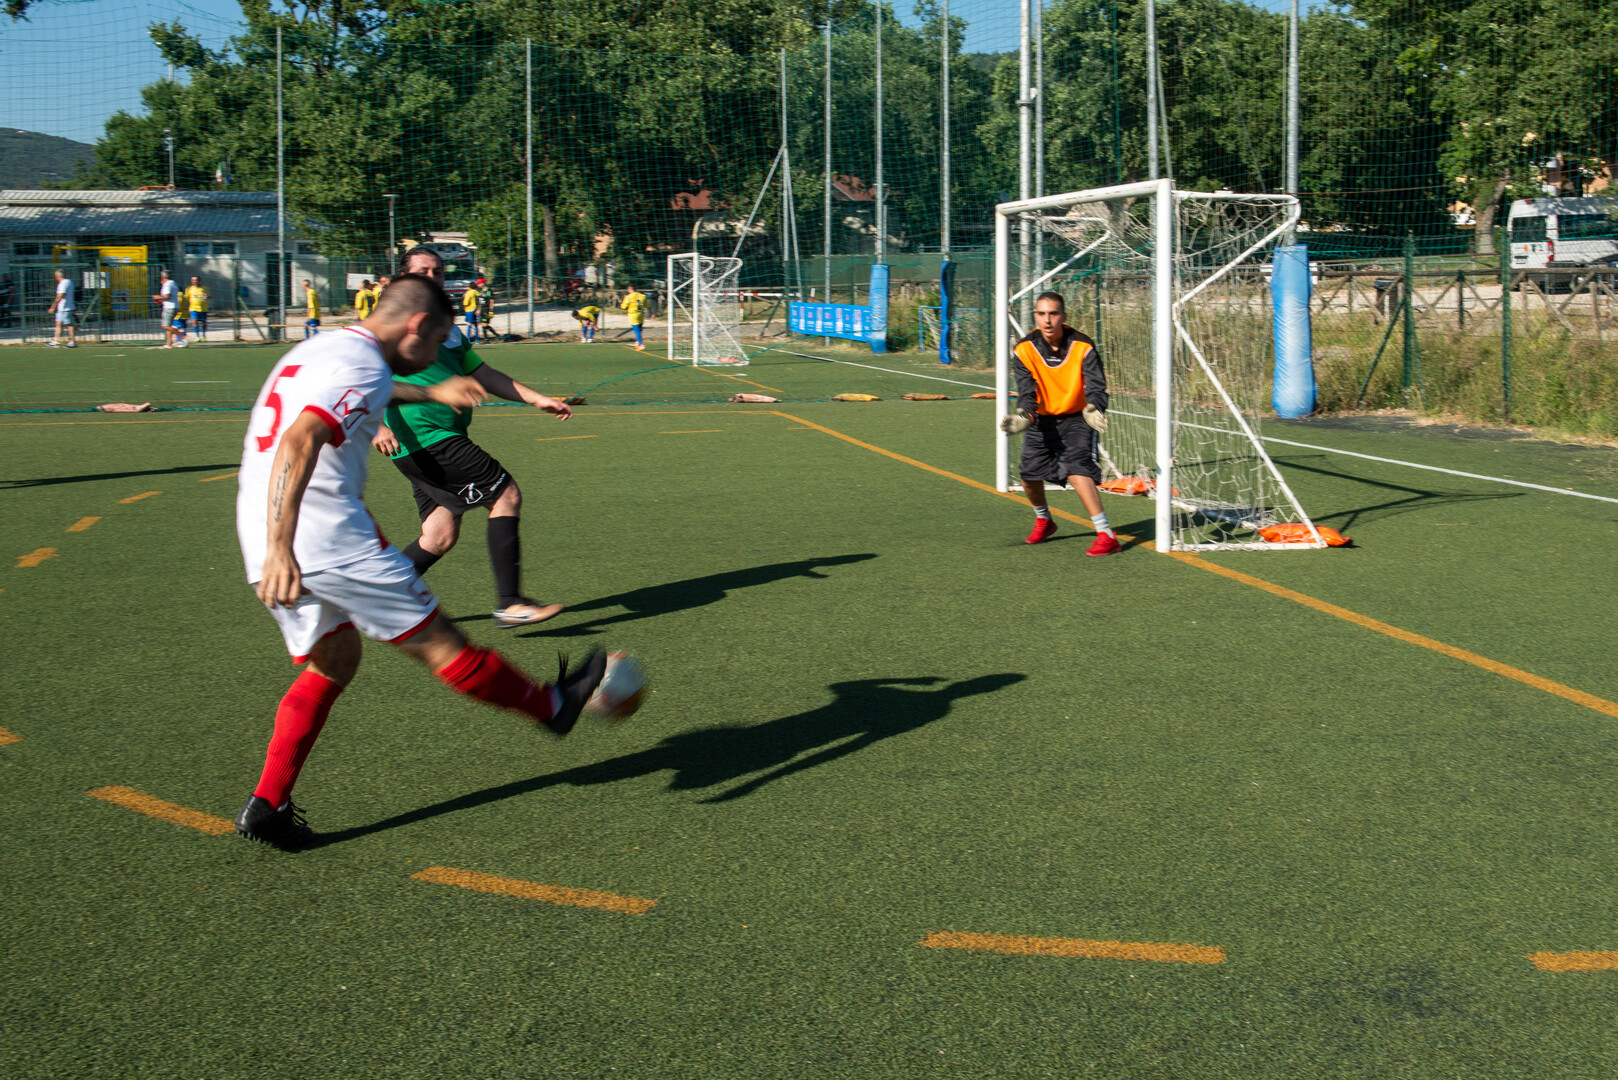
[385,325,484,458]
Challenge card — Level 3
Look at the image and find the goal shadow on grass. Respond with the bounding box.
[311,672,1026,846]
[496,553,880,637]
[1271,455,1524,532]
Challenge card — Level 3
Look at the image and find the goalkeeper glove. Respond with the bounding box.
[1082,403,1108,434]
[999,411,1032,435]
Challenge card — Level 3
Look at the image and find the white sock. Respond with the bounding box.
[549,686,564,715]
[1033,505,1052,521]
[1092,511,1114,537]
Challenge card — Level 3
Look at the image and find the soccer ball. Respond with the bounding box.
[586,651,648,723]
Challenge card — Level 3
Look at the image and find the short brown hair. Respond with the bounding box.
[1034,290,1065,310]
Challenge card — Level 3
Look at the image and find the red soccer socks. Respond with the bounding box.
[436,645,560,725]
[253,669,345,808]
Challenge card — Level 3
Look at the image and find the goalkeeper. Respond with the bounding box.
[999,291,1120,556]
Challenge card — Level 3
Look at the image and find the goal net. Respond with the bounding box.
[994,180,1325,551]
[666,252,748,367]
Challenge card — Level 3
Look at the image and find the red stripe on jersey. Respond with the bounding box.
[301,404,346,447]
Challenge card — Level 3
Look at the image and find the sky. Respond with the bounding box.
[0,0,1296,146]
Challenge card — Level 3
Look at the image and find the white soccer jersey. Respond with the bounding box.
[237,326,395,581]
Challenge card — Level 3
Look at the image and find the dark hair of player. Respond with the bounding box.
[373,273,453,326]
[1034,290,1065,310]
[396,246,444,276]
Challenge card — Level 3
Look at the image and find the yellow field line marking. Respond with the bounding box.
[65,516,101,532]
[198,471,238,482]
[660,429,722,434]
[410,865,656,914]
[1529,951,1618,972]
[535,435,598,442]
[922,931,1225,965]
[117,491,162,503]
[774,410,1618,721]
[15,547,58,567]
[1166,550,1618,719]
[0,727,21,745]
[87,786,236,835]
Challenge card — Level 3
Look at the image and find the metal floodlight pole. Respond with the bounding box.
[525,39,535,337]
[824,12,833,305]
[1146,0,1159,180]
[874,0,885,261]
[276,28,285,321]
[383,194,397,264]
[940,0,951,257]
[1035,0,1044,199]
[1285,0,1300,242]
[1018,0,1033,318]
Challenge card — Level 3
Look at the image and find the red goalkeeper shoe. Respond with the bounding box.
[1024,517,1058,544]
[1086,532,1122,557]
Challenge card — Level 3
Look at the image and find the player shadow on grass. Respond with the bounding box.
[312,673,1025,846]
[0,462,238,489]
[502,553,880,637]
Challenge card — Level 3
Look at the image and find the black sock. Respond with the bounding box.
[402,540,442,577]
[487,516,523,608]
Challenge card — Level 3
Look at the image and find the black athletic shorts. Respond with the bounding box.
[1018,413,1102,487]
[391,435,511,520]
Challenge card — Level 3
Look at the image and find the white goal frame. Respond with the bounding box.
[994,179,1325,552]
[666,251,748,367]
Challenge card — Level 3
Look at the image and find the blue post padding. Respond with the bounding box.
[938,260,955,364]
[1271,244,1316,417]
[867,264,889,353]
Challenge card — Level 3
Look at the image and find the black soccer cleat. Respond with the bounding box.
[235,795,314,850]
[543,649,608,737]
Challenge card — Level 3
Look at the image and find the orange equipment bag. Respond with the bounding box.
[1258,523,1352,547]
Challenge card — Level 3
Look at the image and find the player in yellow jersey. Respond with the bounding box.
[570,304,601,342]
[999,291,1120,556]
[303,280,321,339]
[184,276,209,341]
[354,279,376,319]
[462,280,482,343]
[619,283,647,351]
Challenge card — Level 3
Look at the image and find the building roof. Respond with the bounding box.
[0,189,285,237]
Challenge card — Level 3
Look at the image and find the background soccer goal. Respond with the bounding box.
[994,180,1325,552]
[666,253,748,367]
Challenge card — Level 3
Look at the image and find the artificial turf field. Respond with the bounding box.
[4,340,1618,1078]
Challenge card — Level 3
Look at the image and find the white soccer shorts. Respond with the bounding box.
[258,546,439,663]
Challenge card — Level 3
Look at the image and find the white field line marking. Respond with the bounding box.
[779,350,1618,506]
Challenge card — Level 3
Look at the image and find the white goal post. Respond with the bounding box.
[666,252,748,367]
[994,179,1326,551]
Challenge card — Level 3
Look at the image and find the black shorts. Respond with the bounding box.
[1018,413,1101,487]
[391,436,511,519]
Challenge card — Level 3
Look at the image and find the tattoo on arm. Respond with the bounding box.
[270,461,290,522]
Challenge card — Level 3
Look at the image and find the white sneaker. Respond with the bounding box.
[64,341,77,348]
[46,340,59,347]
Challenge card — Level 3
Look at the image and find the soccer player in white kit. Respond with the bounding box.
[235,274,607,849]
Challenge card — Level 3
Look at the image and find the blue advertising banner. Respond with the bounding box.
[789,264,889,353]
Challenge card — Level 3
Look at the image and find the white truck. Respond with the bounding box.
[1507,196,1618,271]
